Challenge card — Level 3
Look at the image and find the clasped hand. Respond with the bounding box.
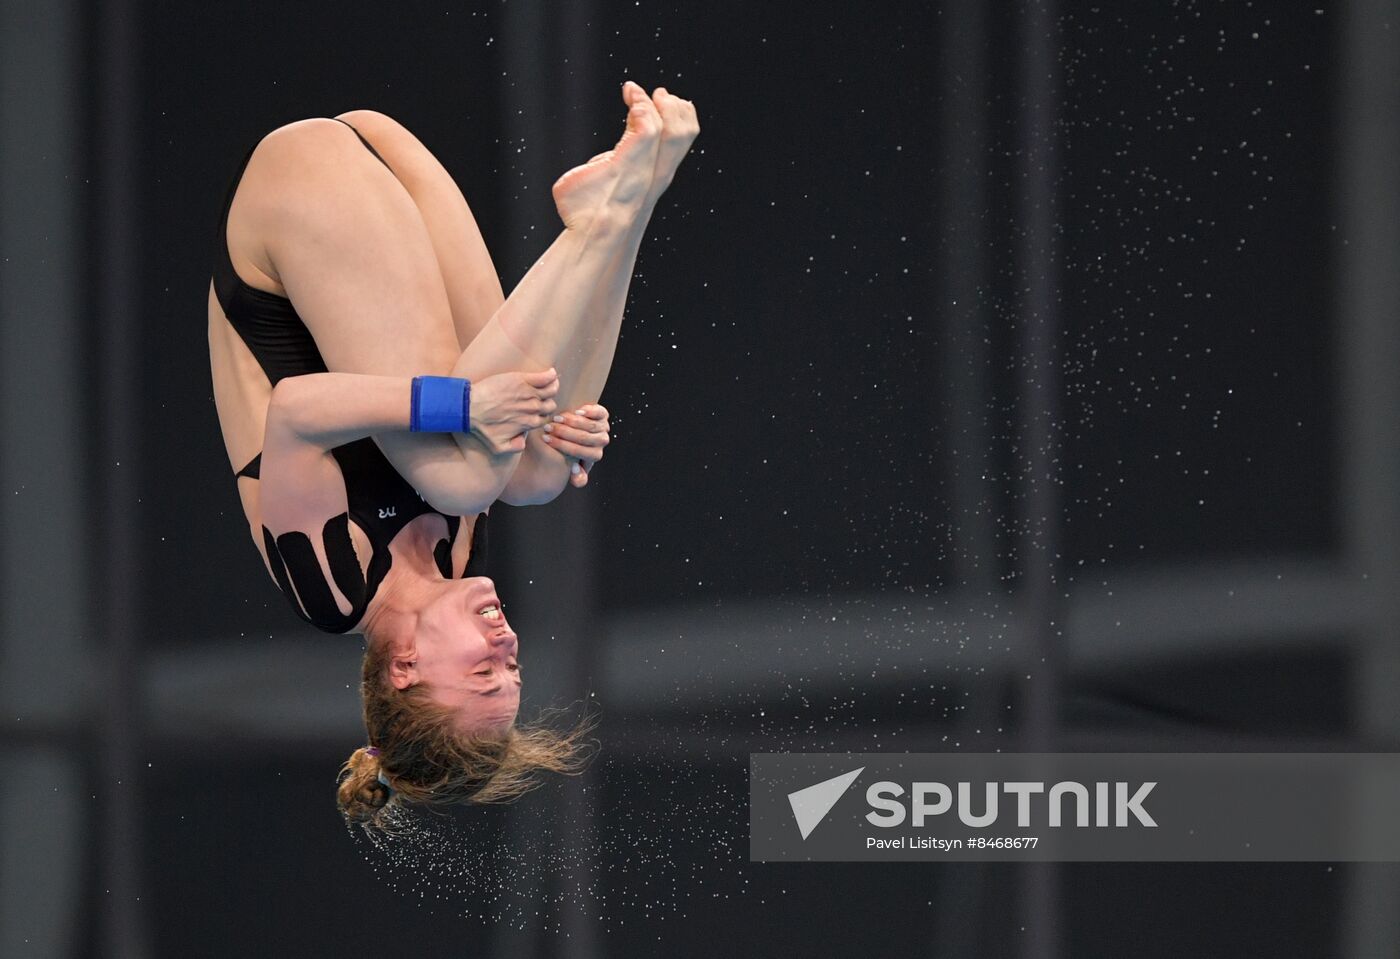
[470,368,610,487]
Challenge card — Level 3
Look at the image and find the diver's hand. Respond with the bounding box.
[469,368,559,454]
[541,403,610,488]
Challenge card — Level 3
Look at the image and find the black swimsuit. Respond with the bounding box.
[212,117,488,634]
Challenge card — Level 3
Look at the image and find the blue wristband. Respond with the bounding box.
[409,376,471,433]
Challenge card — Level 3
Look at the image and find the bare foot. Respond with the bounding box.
[552,81,662,232]
[645,86,701,204]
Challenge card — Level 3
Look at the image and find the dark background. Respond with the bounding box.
[2,0,1397,957]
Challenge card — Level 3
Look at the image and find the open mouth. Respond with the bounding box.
[477,601,503,623]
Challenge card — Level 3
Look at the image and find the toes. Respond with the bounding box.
[622,83,662,137]
[652,87,684,123]
[651,88,698,133]
[623,81,658,114]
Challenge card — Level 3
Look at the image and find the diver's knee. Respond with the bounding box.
[257,116,353,161]
[330,110,426,172]
[333,108,404,133]
[248,118,388,211]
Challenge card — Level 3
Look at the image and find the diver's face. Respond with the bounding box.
[412,576,521,733]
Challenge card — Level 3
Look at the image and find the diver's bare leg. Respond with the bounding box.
[435,81,671,497]
[321,87,696,418]
[329,109,507,352]
[241,83,687,502]
[535,86,699,409]
[488,85,700,494]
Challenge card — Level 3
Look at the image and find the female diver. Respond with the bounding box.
[207,81,699,827]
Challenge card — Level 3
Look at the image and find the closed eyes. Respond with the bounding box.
[474,663,520,676]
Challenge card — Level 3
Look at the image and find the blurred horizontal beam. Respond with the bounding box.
[1067,557,1366,664]
[600,723,1392,760]
[145,641,364,744]
[143,557,1370,743]
[138,708,1400,761]
[597,557,1367,710]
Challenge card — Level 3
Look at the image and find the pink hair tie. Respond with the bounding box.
[365,746,381,757]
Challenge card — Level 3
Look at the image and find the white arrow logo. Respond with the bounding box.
[787,767,865,840]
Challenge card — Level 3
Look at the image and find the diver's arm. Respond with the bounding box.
[265,373,413,449]
[262,371,554,517]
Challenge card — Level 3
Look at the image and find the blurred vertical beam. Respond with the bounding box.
[94,0,148,955]
[0,2,87,956]
[495,9,548,957]
[940,0,996,597]
[1338,0,1400,956]
[933,0,994,953]
[1015,2,1064,959]
[490,11,551,955]
[552,4,603,958]
[489,7,548,953]
[494,4,601,958]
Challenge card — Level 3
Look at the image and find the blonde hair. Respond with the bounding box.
[337,637,596,830]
